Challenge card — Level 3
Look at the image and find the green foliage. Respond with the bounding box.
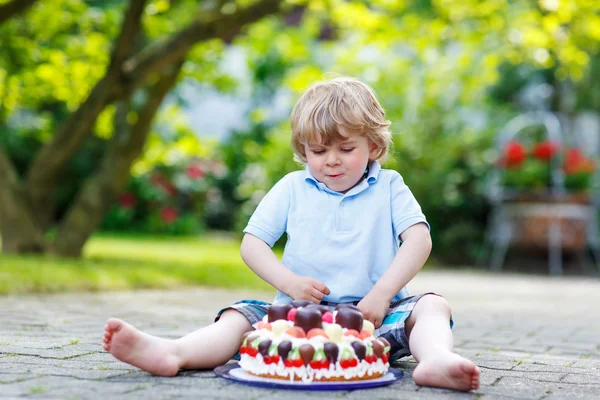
[504,159,551,190]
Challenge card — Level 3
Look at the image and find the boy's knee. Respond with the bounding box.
[405,295,451,334]
[218,309,253,331]
[415,294,451,315]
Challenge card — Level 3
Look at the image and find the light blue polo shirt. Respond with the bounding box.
[244,161,429,304]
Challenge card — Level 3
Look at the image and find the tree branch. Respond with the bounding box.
[0,0,40,26]
[113,0,282,99]
[53,62,183,257]
[24,0,148,224]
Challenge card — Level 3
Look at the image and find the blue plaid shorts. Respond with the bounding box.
[215,292,452,362]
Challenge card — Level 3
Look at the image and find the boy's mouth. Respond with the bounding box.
[327,174,343,179]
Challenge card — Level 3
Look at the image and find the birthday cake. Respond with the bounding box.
[238,301,391,382]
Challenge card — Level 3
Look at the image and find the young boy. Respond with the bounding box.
[103,77,480,391]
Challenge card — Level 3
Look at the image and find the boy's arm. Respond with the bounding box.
[240,233,330,303]
[357,223,432,327]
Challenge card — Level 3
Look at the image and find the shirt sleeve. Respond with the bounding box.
[243,175,291,247]
[390,172,429,242]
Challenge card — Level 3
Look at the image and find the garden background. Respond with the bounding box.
[1,0,599,294]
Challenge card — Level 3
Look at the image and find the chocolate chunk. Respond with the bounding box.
[371,339,384,357]
[334,307,364,331]
[268,304,293,322]
[277,340,292,360]
[294,307,323,332]
[323,342,339,363]
[299,343,315,365]
[351,341,366,360]
[291,300,312,308]
[378,337,391,349]
[306,304,331,315]
[334,303,360,312]
[258,339,272,357]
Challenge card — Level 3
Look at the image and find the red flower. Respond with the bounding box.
[500,141,527,168]
[564,148,595,175]
[118,193,136,209]
[185,164,205,180]
[532,141,558,161]
[160,206,178,223]
[150,172,177,196]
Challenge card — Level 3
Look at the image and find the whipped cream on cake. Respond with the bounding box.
[238,301,391,382]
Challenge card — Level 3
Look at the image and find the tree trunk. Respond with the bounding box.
[0,149,44,253]
[53,62,183,257]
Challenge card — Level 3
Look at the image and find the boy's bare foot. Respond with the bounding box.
[412,352,480,391]
[102,318,180,376]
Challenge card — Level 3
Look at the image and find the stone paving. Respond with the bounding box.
[0,270,599,399]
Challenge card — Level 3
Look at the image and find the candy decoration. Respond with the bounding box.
[351,341,366,361]
[334,303,360,312]
[306,328,328,339]
[378,337,391,352]
[285,326,306,338]
[321,311,334,324]
[284,348,304,368]
[291,300,312,308]
[277,340,292,360]
[334,307,364,331]
[324,323,343,343]
[299,344,315,366]
[270,319,289,336]
[310,349,330,369]
[343,329,361,338]
[359,329,372,340]
[294,307,323,332]
[323,342,339,363]
[268,304,293,322]
[258,339,272,357]
[306,304,331,315]
[256,321,271,331]
[287,308,297,322]
[362,320,375,334]
[371,339,384,357]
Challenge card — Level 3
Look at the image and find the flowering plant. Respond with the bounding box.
[102,157,227,234]
[499,140,596,193]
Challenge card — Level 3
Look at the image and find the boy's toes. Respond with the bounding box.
[106,318,124,333]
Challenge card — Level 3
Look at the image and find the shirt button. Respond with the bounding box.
[340,201,344,207]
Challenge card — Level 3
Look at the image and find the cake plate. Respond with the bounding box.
[214,362,403,391]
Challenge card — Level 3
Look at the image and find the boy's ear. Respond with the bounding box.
[369,142,379,160]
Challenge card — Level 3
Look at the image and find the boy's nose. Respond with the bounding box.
[326,152,340,166]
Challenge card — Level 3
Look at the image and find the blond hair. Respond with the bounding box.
[290,76,392,164]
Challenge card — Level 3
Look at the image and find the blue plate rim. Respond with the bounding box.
[213,362,403,391]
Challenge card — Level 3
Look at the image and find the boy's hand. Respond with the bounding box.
[357,294,389,329]
[285,276,330,303]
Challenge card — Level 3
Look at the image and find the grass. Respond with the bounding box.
[0,233,274,295]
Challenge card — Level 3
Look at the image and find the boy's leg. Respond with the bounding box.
[404,294,480,391]
[102,309,252,376]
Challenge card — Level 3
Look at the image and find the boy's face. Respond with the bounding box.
[304,127,378,193]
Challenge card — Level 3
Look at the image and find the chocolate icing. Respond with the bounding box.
[299,343,315,365]
[268,304,293,322]
[334,307,364,331]
[277,340,292,360]
[294,307,323,332]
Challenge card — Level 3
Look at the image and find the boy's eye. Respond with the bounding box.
[341,148,355,153]
[311,149,325,154]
